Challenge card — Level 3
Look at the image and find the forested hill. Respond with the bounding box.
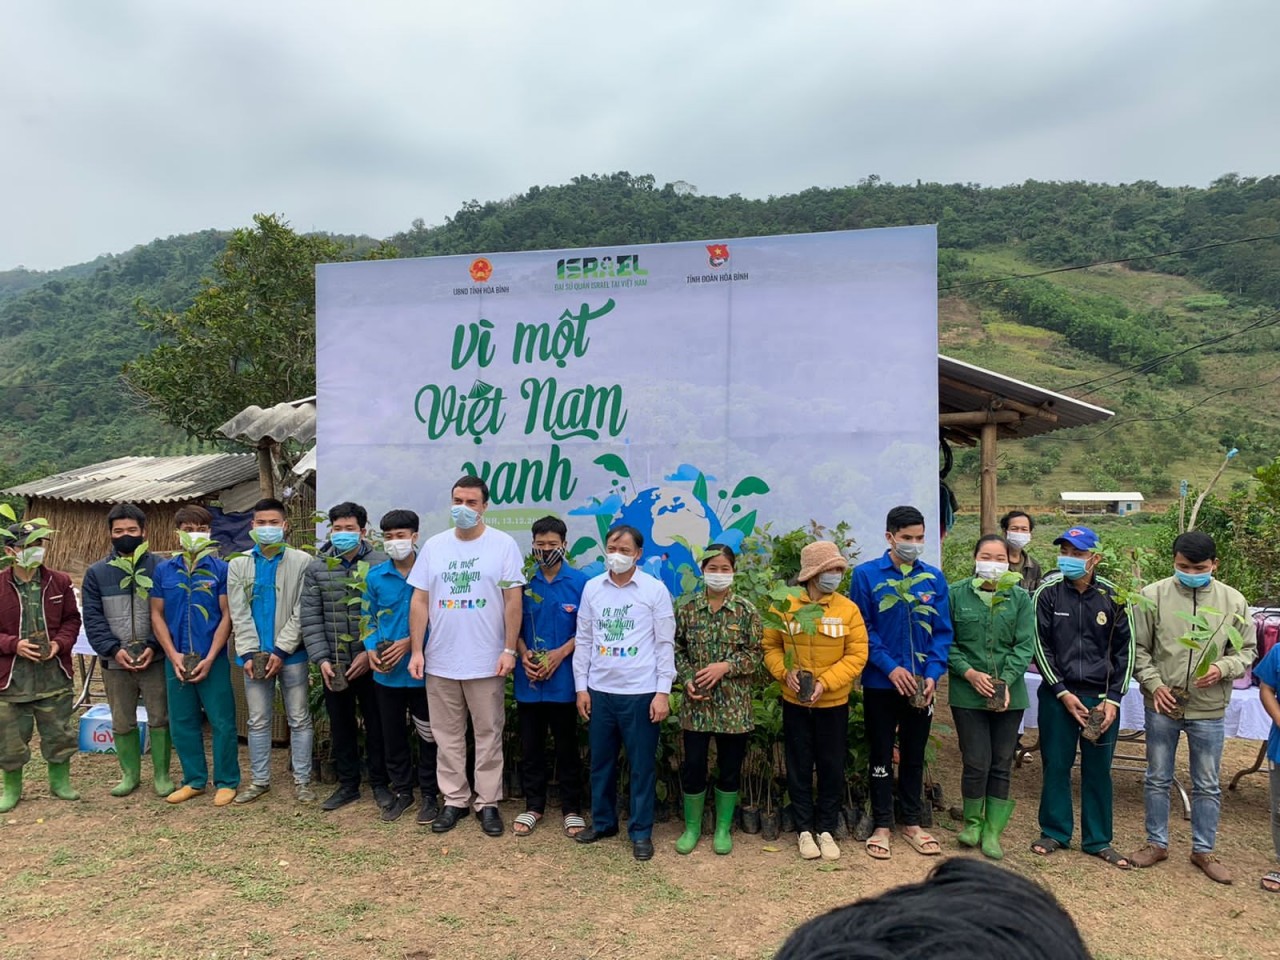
[1,173,1278,504]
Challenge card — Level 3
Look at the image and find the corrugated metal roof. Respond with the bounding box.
[217,396,316,444]
[291,447,316,478]
[1061,491,1145,501]
[939,355,1113,440]
[0,454,259,504]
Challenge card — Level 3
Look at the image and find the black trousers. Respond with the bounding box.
[681,730,749,794]
[375,683,438,799]
[323,670,388,792]
[518,701,582,815]
[951,705,1023,800]
[864,686,933,828]
[783,699,848,835]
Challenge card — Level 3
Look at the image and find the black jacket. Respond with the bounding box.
[300,540,387,665]
[1032,573,1134,704]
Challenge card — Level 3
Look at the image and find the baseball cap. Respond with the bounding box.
[1052,526,1099,550]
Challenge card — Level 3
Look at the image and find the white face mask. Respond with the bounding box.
[605,552,636,575]
[184,531,213,547]
[975,560,1010,582]
[817,571,844,594]
[892,539,927,563]
[384,539,415,561]
[703,572,734,592]
[15,546,45,569]
[1006,532,1032,550]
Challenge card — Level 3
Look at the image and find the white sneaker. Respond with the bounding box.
[798,831,821,860]
[817,831,841,861]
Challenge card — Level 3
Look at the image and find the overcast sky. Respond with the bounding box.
[2,0,1277,270]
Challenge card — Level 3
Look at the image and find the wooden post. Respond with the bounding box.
[980,422,998,535]
[256,441,276,501]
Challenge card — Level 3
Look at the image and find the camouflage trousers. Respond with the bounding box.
[0,689,78,770]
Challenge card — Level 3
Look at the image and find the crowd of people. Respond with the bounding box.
[2,477,1279,893]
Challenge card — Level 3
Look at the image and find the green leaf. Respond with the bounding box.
[592,453,631,479]
[878,596,899,612]
[730,476,770,498]
[728,510,758,537]
[693,471,708,504]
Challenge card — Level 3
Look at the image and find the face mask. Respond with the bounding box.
[1175,569,1212,590]
[892,540,926,563]
[329,531,361,554]
[605,552,635,575]
[112,534,146,556]
[384,539,414,561]
[704,572,735,592]
[451,504,480,529]
[15,546,44,569]
[817,571,844,594]
[252,526,285,546]
[975,560,1009,581]
[535,547,565,567]
[1006,532,1032,550]
[183,531,213,548]
[1057,555,1089,580]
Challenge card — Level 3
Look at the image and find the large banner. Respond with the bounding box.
[316,226,938,581]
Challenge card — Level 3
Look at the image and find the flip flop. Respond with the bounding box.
[1261,871,1280,893]
[1088,846,1133,870]
[1031,836,1062,856]
[901,829,941,856]
[563,814,586,838]
[513,812,541,836]
[865,834,891,860]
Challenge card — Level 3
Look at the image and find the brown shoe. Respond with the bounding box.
[1129,844,1168,868]
[1190,852,1233,885]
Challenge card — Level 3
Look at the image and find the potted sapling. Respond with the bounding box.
[0,514,57,657]
[1170,607,1249,722]
[875,565,940,710]
[108,539,154,666]
[983,570,1027,711]
[760,583,824,703]
[331,559,374,693]
[1080,553,1152,743]
[173,530,222,681]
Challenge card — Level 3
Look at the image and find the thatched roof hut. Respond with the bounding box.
[1,454,259,580]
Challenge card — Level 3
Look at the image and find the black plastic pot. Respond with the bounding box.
[329,662,349,693]
[908,674,929,709]
[831,811,850,840]
[853,810,875,843]
[739,805,762,834]
[251,651,270,680]
[760,809,781,840]
[797,670,816,703]
[182,651,201,681]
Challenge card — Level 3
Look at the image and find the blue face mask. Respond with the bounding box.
[1175,569,1212,589]
[330,531,361,554]
[451,504,480,529]
[1057,555,1089,580]
[252,525,285,546]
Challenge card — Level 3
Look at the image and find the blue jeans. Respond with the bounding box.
[1143,708,1224,854]
[244,660,313,787]
[587,690,659,841]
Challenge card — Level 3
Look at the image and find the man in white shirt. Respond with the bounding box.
[573,525,676,861]
[408,476,524,837]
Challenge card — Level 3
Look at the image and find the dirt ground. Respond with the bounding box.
[3,704,1280,960]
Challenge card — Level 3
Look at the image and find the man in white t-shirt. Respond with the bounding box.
[408,476,524,837]
[572,524,676,861]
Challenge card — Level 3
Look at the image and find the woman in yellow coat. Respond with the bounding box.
[763,541,869,862]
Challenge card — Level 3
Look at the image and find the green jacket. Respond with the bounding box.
[947,578,1037,711]
[1132,576,1255,720]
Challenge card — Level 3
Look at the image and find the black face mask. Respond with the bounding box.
[112,534,146,556]
[535,548,565,567]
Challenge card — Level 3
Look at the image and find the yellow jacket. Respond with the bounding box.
[763,592,869,707]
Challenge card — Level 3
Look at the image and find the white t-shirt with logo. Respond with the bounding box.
[407,526,525,681]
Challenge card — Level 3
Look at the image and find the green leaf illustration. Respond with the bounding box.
[592,453,630,479]
[730,476,770,498]
[693,471,708,504]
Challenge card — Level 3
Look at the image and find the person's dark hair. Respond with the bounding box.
[606,524,645,551]
[452,474,490,504]
[886,505,925,533]
[379,509,419,534]
[1173,530,1217,564]
[252,498,288,518]
[700,543,737,570]
[774,858,1092,960]
[531,516,568,540]
[106,503,147,531]
[999,510,1035,533]
[174,504,213,528]
[973,534,1010,557]
[328,501,368,529]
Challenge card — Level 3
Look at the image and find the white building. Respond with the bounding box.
[1059,491,1145,517]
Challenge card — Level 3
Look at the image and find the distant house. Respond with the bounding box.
[1059,491,1145,517]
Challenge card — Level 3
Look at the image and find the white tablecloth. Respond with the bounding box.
[1019,672,1271,741]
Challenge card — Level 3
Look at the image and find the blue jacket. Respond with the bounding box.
[515,563,588,703]
[362,558,417,688]
[851,550,954,689]
[150,555,229,658]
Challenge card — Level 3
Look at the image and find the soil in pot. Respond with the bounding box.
[760,809,780,840]
[375,640,393,664]
[251,651,271,680]
[125,640,149,667]
[329,662,349,693]
[1081,706,1106,742]
[908,675,929,709]
[1168,686,1190,722]
[35,635,51,659]
[796,670,816,703]
[986,679,1008,711]
[853,810,875,842]
[739,804,762,834]
[181,651,202,681]
[831,811,850,840]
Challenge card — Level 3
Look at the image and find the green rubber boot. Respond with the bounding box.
[981,796,1016,860]
[674,791,705,855]
[0,768,22,813]
[713,789,737,855]
[149,727,175,797]
[47,761,80,801]
[956,796,985,848]
[111,729,142,797]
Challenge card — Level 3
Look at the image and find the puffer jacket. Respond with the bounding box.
[1132,575,1255,720]
[301,540,388,666]
[0,567,81,690]
[763,591,869,708]
[82,550,159,668]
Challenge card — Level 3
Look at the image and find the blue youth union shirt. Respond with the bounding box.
[150,555,229,658]
[514,563,588,704]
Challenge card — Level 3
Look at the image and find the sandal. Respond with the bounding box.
[562,814,586,838]
[1261,871,1280,893]
[1031,836,1062,856]
[901,829,941,856]
[1088,846,1133,870]
[513,811,541,836]
[865,833,891,860]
